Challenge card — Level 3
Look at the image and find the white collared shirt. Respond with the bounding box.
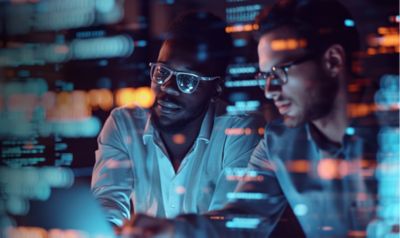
[91,101,264,226]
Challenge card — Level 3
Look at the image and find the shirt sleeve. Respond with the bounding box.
[91,109,134,227]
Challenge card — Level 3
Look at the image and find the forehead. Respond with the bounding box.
[157,41,210,73]
[257,26,308,68]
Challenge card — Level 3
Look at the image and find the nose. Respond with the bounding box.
[264,77,282,100]
[160,75,180,96]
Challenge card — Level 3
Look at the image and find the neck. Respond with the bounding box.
[312,78,348,144]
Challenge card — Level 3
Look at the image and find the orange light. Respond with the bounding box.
[172,134,186,145]
[286,160,309,173]
[244,128,252,135]
[115,88,136,107]
[317,158,340,180]
[88,89,113,111]
[271,38,307,51]
[225,128,245,135]
[258,127,265,135]
[367,48,377,55]
[225,24,258,33]
[379,34,399,47]
[133,87,155,108]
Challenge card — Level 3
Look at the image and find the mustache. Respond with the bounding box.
[155,95,183,107]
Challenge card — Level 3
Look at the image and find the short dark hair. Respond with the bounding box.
[254,0,360,72]
[163,10,233,76]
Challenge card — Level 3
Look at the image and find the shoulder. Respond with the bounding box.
[109,105,150,120]
[213,101,265,129]
[107,105,150,132]
[263,120,309,149]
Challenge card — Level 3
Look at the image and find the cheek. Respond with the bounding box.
[283,78,312,100]
[151,82,161,93]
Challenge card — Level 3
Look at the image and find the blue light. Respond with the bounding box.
[344,19,355,27]
[294,204,308,216]
[136,40,147,47]
[227,192,268,200]
[226,217,261,229]
[346,127,355,135]
[233,39,247,47]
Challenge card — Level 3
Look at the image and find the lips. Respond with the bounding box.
[275,101,291,115]
[156,99,182,114]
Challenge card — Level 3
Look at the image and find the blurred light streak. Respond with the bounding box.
[88,89,114,111]
[132,87,156,108]
[5,0,124,34]
[348,230,367,237]
[6,227,99,238]
[0,167,74,217]
[271,38,307,51]
[115,87,155,108]
[225,23,259,33]
[317,159,341,179]
[225,79,260,88]
[225,127,253,136]
[225,168,264,182]
[226,217,261,229]
[226,175,264,182]
[286,160,310,173]
[227,192,268,200]
[228,65,257,75]
[227,100,260,114]
[347,103,400,118]
[225,4,262,23]
[317,159,378,180]
[72,35,134,60]
[0,35,133,67]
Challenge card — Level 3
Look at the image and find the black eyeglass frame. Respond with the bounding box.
[256,54,314,89]
[149,62,220,94]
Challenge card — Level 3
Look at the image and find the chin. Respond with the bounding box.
[283,115,304,128]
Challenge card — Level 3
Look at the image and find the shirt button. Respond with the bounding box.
[171,204,176,208]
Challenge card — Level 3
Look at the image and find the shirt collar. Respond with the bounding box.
[142,101,216,145]
[305,121,360,156]
[196,101,215,143]
[142,115,155,145]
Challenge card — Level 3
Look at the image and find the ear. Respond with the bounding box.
[216,84,223,95]
[210,82,223,102]
[322,44,346,78]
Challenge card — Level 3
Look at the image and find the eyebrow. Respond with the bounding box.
[157,61,207,76]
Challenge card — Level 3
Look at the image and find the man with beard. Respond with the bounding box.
[126,0,376,237]
[90,11,264,230]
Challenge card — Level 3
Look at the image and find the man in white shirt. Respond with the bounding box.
[91,11,264,228]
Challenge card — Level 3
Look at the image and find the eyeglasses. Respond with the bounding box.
[256,54,314,90]
[149,62,220,94]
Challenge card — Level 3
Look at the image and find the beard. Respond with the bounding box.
[308,74,339,120]
[283,74,339,128]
